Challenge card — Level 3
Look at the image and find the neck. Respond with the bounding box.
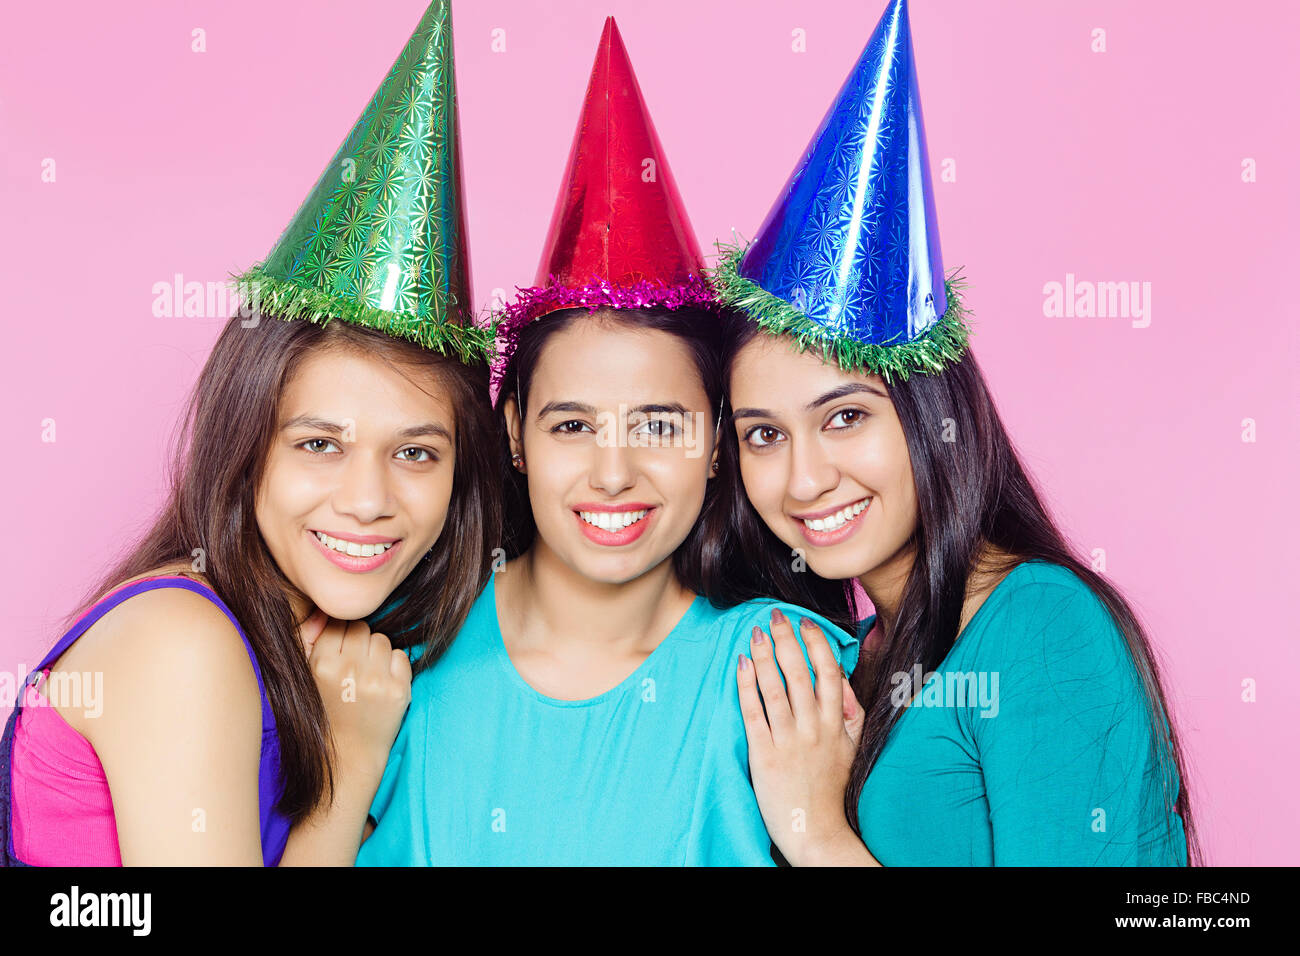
[859,542,1017,644]
[856,541,917,640]
[501,540,693,654]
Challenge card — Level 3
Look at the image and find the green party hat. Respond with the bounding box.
[234,0,492,362]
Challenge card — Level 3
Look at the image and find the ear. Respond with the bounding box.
[503,394,526,469]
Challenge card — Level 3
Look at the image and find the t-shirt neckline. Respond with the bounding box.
[485,571,709,709]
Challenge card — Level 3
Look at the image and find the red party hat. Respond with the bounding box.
[495,17,714,349]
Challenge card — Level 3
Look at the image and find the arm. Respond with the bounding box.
[973,582,1185,865]
[82,589,265,865]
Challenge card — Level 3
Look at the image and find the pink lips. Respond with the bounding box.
[573,503,656,547]
[307,529,403,573]
[792,498,871,547]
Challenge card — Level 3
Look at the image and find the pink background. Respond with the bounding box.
[1,1,1295,865]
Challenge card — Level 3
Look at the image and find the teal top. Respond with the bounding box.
[856,560,1188,866]
[357,572,860,866]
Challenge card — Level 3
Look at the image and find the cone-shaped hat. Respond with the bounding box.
[712,0,969,383]
[234,0,491,362]
[496,17,715,340]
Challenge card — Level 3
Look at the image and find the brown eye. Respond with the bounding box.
[827,409,868,430]
[744,425,785,449]
[554,420,591,435]
[397,447,434,463]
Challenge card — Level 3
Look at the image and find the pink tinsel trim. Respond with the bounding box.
[490,274,718,390]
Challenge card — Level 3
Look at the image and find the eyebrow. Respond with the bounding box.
[279,415,452,443]
[535,401,693,419]
[732,382,887,421]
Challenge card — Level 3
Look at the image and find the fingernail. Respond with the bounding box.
[770,607,786,625]
[798,617,812,630]
[751,626,764,645]
[738,654,750,671]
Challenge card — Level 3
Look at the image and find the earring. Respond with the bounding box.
[711,461,719,474]
[512,453,524,469]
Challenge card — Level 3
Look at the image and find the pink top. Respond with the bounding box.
[5,573,293,867]
[10,669,121,866]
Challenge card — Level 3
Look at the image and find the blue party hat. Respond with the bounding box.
[713,0,970,382]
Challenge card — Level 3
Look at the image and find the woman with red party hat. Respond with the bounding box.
[358,18,858,866]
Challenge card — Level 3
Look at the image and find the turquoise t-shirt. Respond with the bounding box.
[857,560,1188,866]
[357,573,860,866]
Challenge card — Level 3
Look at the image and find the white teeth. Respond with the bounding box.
[578,509,649,531]
[313,531,394,557]
[801,498,870,533]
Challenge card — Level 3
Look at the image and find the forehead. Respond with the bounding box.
[281,346,455,427]
[530,319,708,407]
[730,334,887,408]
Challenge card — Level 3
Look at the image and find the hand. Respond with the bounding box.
[304,616,412,781]
[737,608,866,867]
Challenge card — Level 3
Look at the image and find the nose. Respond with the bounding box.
[334,449,396,524]
[785,434,840,503]
[589,429,636,497]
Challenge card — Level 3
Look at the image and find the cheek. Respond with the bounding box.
[405,468,456,531]
[256,455,316,528]
[738,453,785,519]
[647,454,709,506]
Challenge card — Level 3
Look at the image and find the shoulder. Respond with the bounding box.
[977,562,1117,636]
[969,561,1139,692]
[408,576,499,679]
[708,597,860,675]
[70,574,260,703]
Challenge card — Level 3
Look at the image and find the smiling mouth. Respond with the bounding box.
[576,509,650,532]
[311,530,400,558]
[795,497,872,533]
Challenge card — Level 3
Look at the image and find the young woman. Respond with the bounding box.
[357,303,857,866]
[0,0,501,866]
[722,329,1196,867]
[357,16,859,867]
[1,313,500,866]
[711,0,1197,867]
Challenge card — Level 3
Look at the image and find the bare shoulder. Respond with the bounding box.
[54,564,259,720]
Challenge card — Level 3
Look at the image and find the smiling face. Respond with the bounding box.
[254,345,457,622]
[729,333,919,585]
[504,315,717,585]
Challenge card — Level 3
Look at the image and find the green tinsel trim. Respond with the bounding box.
[708,243,973,385]
[231,265,498,365]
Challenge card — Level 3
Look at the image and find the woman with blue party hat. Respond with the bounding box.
[713,0,1197,866]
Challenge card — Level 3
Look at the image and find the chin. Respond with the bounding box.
[303,582,388,622]
[568,549,658,586]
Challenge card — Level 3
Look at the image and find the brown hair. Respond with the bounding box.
[67,314,502,822]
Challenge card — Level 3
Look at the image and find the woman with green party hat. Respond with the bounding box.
[1,0,500,866]
[358,17,858,867]
[713,0,1197,865]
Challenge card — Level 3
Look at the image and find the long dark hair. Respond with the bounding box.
[66,314,502,823]
[493,306,744,602]
[721,315,1200,865]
